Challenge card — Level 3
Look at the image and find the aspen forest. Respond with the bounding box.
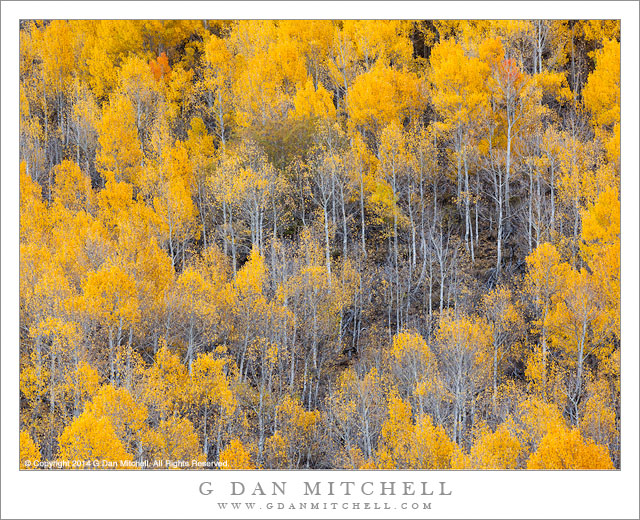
[19,20,620,470]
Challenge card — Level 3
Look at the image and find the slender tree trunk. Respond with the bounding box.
[360,173,366,257]
[541,319,548,399]
[574,320,588,424]
[258,379,265,459]
[222,199,228,257]
[505,122,512,220]
[464,154,474,262]
[496,163,504,277]
[126,327,133,391]
[203,401,209,459]
[198,180,208,249]
[528,165,534,253]
[475,165,480,246]
[493,341,498,416]
[323,206,332,285]
[109,328,115,384]
[391,164,400,332]
[535,163,542,244]
[188,317,194,375]
[168,218,175,270]
[550,161,556,234]
[229,205,237,273]
[439,242,445,313]
[217,90,226,147]
[340,181,348,259]
[48,347,56,459]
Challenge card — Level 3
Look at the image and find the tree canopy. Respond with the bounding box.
[20,19,619,470]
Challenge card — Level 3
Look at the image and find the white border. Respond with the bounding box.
[2,2,638,519]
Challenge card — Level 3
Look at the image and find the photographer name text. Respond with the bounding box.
[199,480,452,497]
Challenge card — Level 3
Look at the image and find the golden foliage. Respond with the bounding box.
[220,439,255,470]
[527,426,613,469]
[20,431,41,469]
[58,413,133,465]
[468,425,523,469]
